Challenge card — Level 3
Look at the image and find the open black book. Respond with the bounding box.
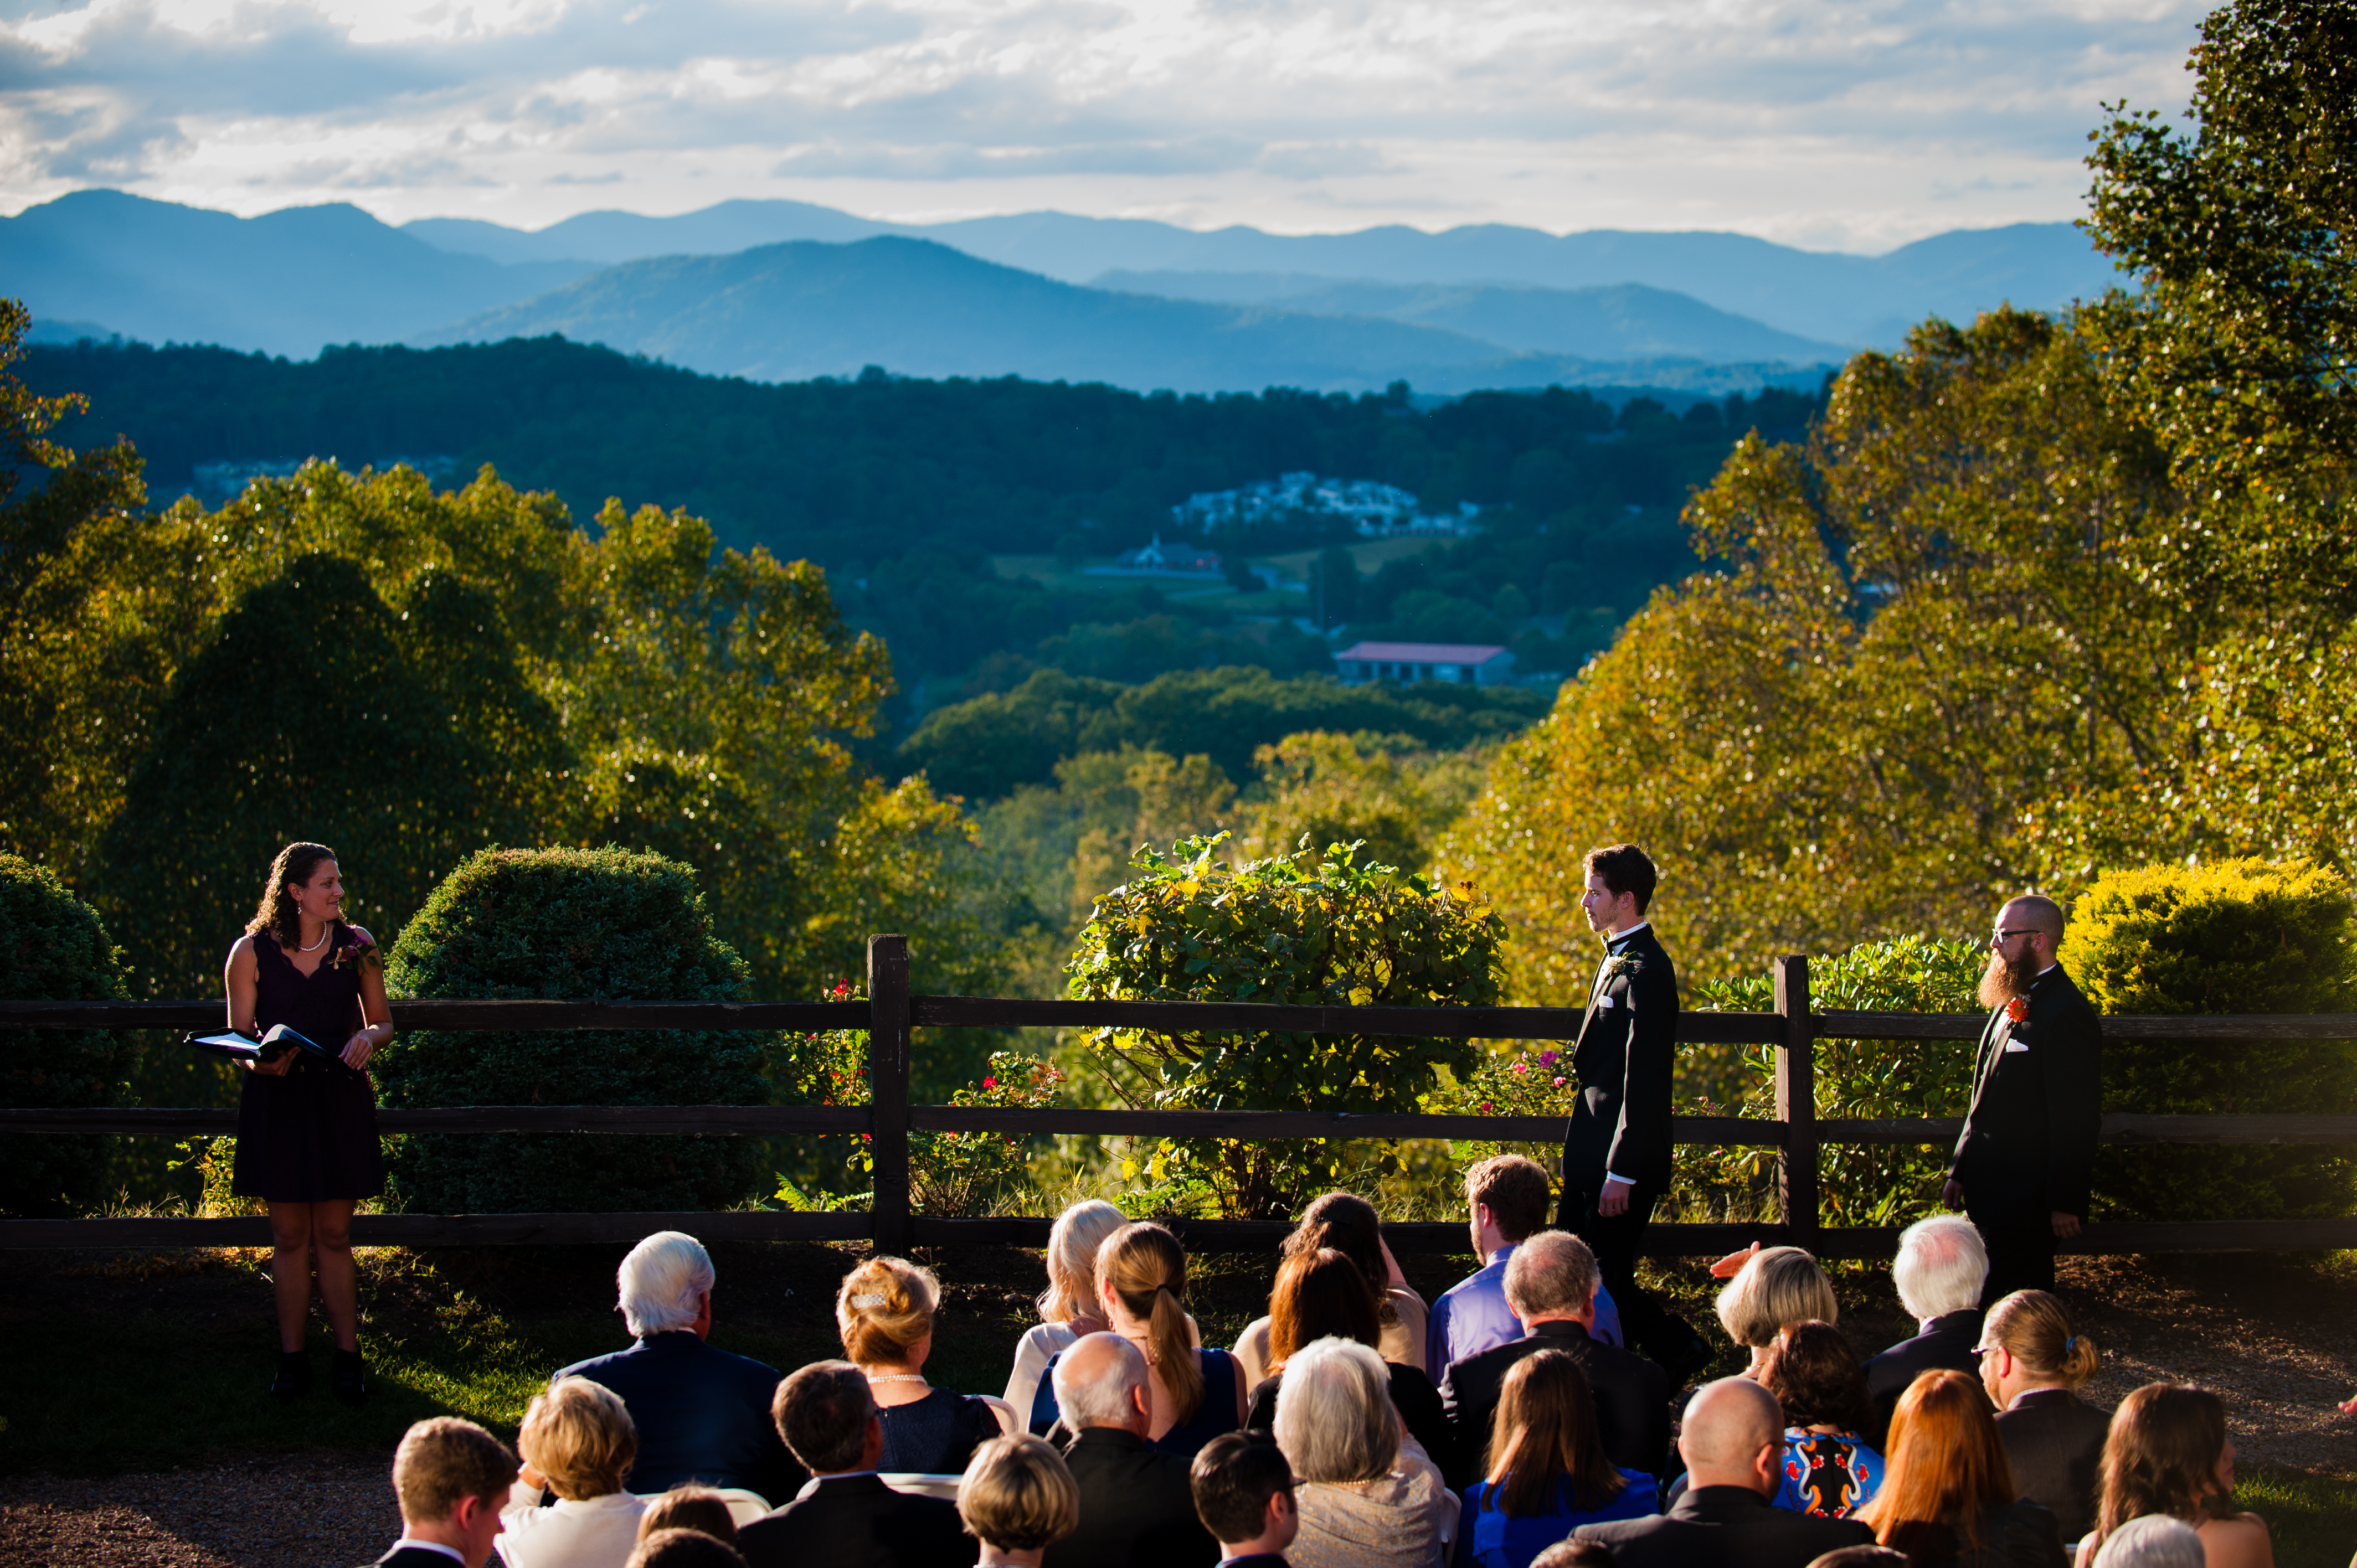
[184,1024,334,1064]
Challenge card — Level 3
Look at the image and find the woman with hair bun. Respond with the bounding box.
[2076,1385,2272,1568]
[1979,1291,2111,1542]
[1029,1221,1247,1461]
[222,840,392,1405]
[837,1256,1011,1473]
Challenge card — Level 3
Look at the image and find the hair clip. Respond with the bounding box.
[2065,1335,2078,1352]
[851,1291,887,1308]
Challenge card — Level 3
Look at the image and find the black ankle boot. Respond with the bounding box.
[332,1347,367,1406]
[271,1349,311,1400]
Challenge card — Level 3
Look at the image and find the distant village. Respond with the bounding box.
[1169,472,1481,539]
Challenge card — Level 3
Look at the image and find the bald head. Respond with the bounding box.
[2000,895,2065,939]
[1679,1377,1784,1493]
[1053,1331,1149,1433]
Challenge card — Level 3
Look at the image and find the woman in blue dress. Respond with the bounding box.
[1030,1221,1246,1459]
[1760,1320,1885,1518]
[222,841,393,1405]
[1458,1350,1658,1568]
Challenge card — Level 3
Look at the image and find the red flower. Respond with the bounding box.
[2005,996,2031,1024]
[984,1076,997,1089]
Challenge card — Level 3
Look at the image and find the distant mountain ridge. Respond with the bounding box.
[403,199,2125,346]
[411,234,1834,396]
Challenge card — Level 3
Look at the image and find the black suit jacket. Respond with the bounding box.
[738,1474,976,1568]
[1995,1389,2112,1543]
[1561,925,1679,1194]
[558,1331,802,1503]
[1862,1308,1983,1447]
[1438,1318,1671,1489]
[1043,1426,1220,1568]
[1949,967,2102,1218]
[1577,1483,1874,1568]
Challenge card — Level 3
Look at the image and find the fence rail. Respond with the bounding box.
[4,937,2353,1255]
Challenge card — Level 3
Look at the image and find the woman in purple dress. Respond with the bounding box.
[223,841,393,1404]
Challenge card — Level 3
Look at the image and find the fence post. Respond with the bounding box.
[867,933,913,1254]
[1773,954,1819,1250]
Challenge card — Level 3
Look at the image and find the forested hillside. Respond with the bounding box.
[27,337,1820,700]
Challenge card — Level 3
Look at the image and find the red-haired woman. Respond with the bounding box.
[1858,1370,2066,1568]
[224,840,392,1405]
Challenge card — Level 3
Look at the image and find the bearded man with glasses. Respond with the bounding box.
[1939,895,2103,1302]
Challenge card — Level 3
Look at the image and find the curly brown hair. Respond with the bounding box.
[1760,1319,1871,1432]
[247,842,342,949]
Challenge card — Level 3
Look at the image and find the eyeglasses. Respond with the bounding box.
[1988,928,2045,948]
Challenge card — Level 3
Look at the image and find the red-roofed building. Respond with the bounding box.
[1333,641,1516,687]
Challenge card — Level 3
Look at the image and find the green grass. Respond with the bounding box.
[2231,1468,2357,1568]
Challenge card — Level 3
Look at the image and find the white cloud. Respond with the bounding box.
[0,0,2210,249]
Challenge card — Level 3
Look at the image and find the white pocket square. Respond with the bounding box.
[2003,1040,2030,1053]
[1598,995,1617,1009]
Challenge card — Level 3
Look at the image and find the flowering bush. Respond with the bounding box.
[911,1052,1065,1217]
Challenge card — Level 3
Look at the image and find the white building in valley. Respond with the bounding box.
[1172,473,1478,538]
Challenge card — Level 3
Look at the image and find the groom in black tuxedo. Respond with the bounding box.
[1556,843,1691,1370]
[1944,894,2103,1303]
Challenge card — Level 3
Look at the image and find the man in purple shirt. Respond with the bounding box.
[1427,1154,1622,1371]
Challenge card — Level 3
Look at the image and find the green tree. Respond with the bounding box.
[2061,858,2357,1221]
[377,846,774,1213]
[0,854,135,1216]
[1066,835,1504,1218]
[1234,731,1488,875]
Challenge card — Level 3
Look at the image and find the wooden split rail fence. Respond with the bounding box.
[4,937,2355,1259]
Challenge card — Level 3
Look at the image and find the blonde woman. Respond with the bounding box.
[957,1433,1080,1568]
[1032,1221,1246,1460]
[1713,1245,1840,1376]
[1004,1199,1127,1418]
[838,1256,1014,1474]
[1275,1336,1456,1568]
[1982,1291,2109,1542]
[499,1377,646,1568]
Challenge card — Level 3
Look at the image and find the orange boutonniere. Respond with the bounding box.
[2005,996,2030,1024]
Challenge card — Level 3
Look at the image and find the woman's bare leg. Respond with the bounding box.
[311,1199,361,1353]
[267,1201,316,1352]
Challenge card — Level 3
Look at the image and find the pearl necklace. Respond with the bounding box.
[295,922,331,953]
[866,1372,929,1384]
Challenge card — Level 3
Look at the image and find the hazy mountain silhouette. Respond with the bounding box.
[2,190,593,357]
[406,199,2123,345]
[412,235,1837,395]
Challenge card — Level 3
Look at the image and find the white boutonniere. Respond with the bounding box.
[1602,953,1637,980]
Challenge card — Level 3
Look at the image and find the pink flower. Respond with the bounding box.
[1480,1102,1493,1113]
[1553,1076,1567,1087]
[1511,1061,1529,1075]
[1538,1049,1559,1066]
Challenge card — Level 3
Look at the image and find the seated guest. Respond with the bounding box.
[378,1417,522,1568]
[1760,1323,1884,1519]
[500,1376,647,1568]
[1191,1432,1299,1568]
[1716,1246,1841,1380]
[1032,1222,1247,1459]
[1459,1350,1660,1568]
[639,1487,740,1545]
[737,1360,978,1568]
[1529,1545,1617,1568]
[960,1433,1082,1568]
[1432,1157,1624,1373]
[1006,1201,1131,1417]
[1577,1379,1871,1568]
[1277,1337,1458,1568]
[1979,1292,2109,1544]
[1857,1370,2065,1568]
[1243,1247,1451,1471]
[1041,1332,1220,1568]
[1236,1192,1437,1379]
[1862,1218,1989,1447]
[2076,1384,2273,1568]
[839,1255,1008,1474]
[628,1531,748,1568]
[1442,1231,1670,1488]
[558,1231,800,1504]
[2090,1518,2205,1568]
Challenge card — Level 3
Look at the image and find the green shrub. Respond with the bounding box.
[1684,937,1983,1227]
[375,846,775,1213]
[0,855,134,1216]
[2062,859,2357,1221]
[1066,834,1504,1220]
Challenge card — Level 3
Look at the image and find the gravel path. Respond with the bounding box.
[0,1457,397,1568]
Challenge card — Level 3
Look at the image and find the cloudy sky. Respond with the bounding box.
[0,0,2209,251]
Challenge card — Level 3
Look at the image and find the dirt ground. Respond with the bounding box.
[3,1244,2353,1566]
